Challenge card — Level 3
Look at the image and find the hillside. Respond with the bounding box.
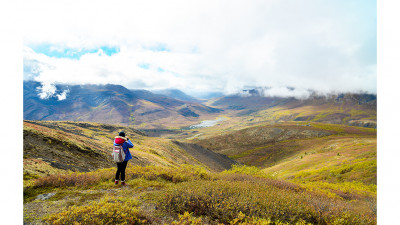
[23,120,237,180]
[24,119,376,224]
[190,121,376,189]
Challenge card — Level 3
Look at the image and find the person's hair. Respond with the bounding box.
[118,131,126,137]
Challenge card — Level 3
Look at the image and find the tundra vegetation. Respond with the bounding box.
[23,120,376,224]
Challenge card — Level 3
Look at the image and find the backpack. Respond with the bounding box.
[112,145,126,163]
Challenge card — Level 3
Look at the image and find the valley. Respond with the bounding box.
[23,83,377,224]
[23,120,376,224]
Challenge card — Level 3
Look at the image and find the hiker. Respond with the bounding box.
[114,131,134,185]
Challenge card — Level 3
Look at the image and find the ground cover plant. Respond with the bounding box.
[24,165,376,224]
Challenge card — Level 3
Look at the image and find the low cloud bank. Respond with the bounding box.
[22,0,376,98]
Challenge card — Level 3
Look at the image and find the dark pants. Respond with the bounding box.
[115,161,128,181]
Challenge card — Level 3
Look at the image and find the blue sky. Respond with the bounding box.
[22,0,377,98]
[29,44,120,59]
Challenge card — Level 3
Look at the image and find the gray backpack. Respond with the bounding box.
[112,145,126,163]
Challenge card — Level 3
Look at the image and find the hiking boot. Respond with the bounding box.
[114,180,119,185]
[121,181,126,186]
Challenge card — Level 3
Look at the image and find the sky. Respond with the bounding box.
[22,0,377,98]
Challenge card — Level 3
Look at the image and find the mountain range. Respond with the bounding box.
[24,81,222,129]
[24,81,376,130]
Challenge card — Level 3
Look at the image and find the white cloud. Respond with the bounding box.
[262,87,312,99]
[22,0,377,97]
[36,82,56,99]
[56,89,69,101]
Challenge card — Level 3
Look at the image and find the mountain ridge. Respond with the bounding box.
[152,89,203,103]
[24,81,223,129]
[24,81,376,129]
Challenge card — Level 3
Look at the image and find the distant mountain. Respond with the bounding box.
[212,89,376,110]
[152,89,202,103]
[24,81,377,129]
[208,88,376,128]
[23,81,223,129]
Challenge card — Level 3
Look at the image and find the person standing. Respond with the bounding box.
[114,131,134,185]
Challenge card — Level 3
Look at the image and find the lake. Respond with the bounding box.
[188,117,226,129]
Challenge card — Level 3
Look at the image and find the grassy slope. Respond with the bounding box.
[193,122,374,158]
[23,120,377,224]
[23,120,232,180]
[262,133,376,183]
[191,121,377,191]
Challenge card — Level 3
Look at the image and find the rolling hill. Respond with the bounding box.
[23,120,237,179]
[191,121,376,185]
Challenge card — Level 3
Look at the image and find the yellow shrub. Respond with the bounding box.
[43,197,148,225]
[157,177,375,224]
[222,164,266,177]
[172,212,204,225]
